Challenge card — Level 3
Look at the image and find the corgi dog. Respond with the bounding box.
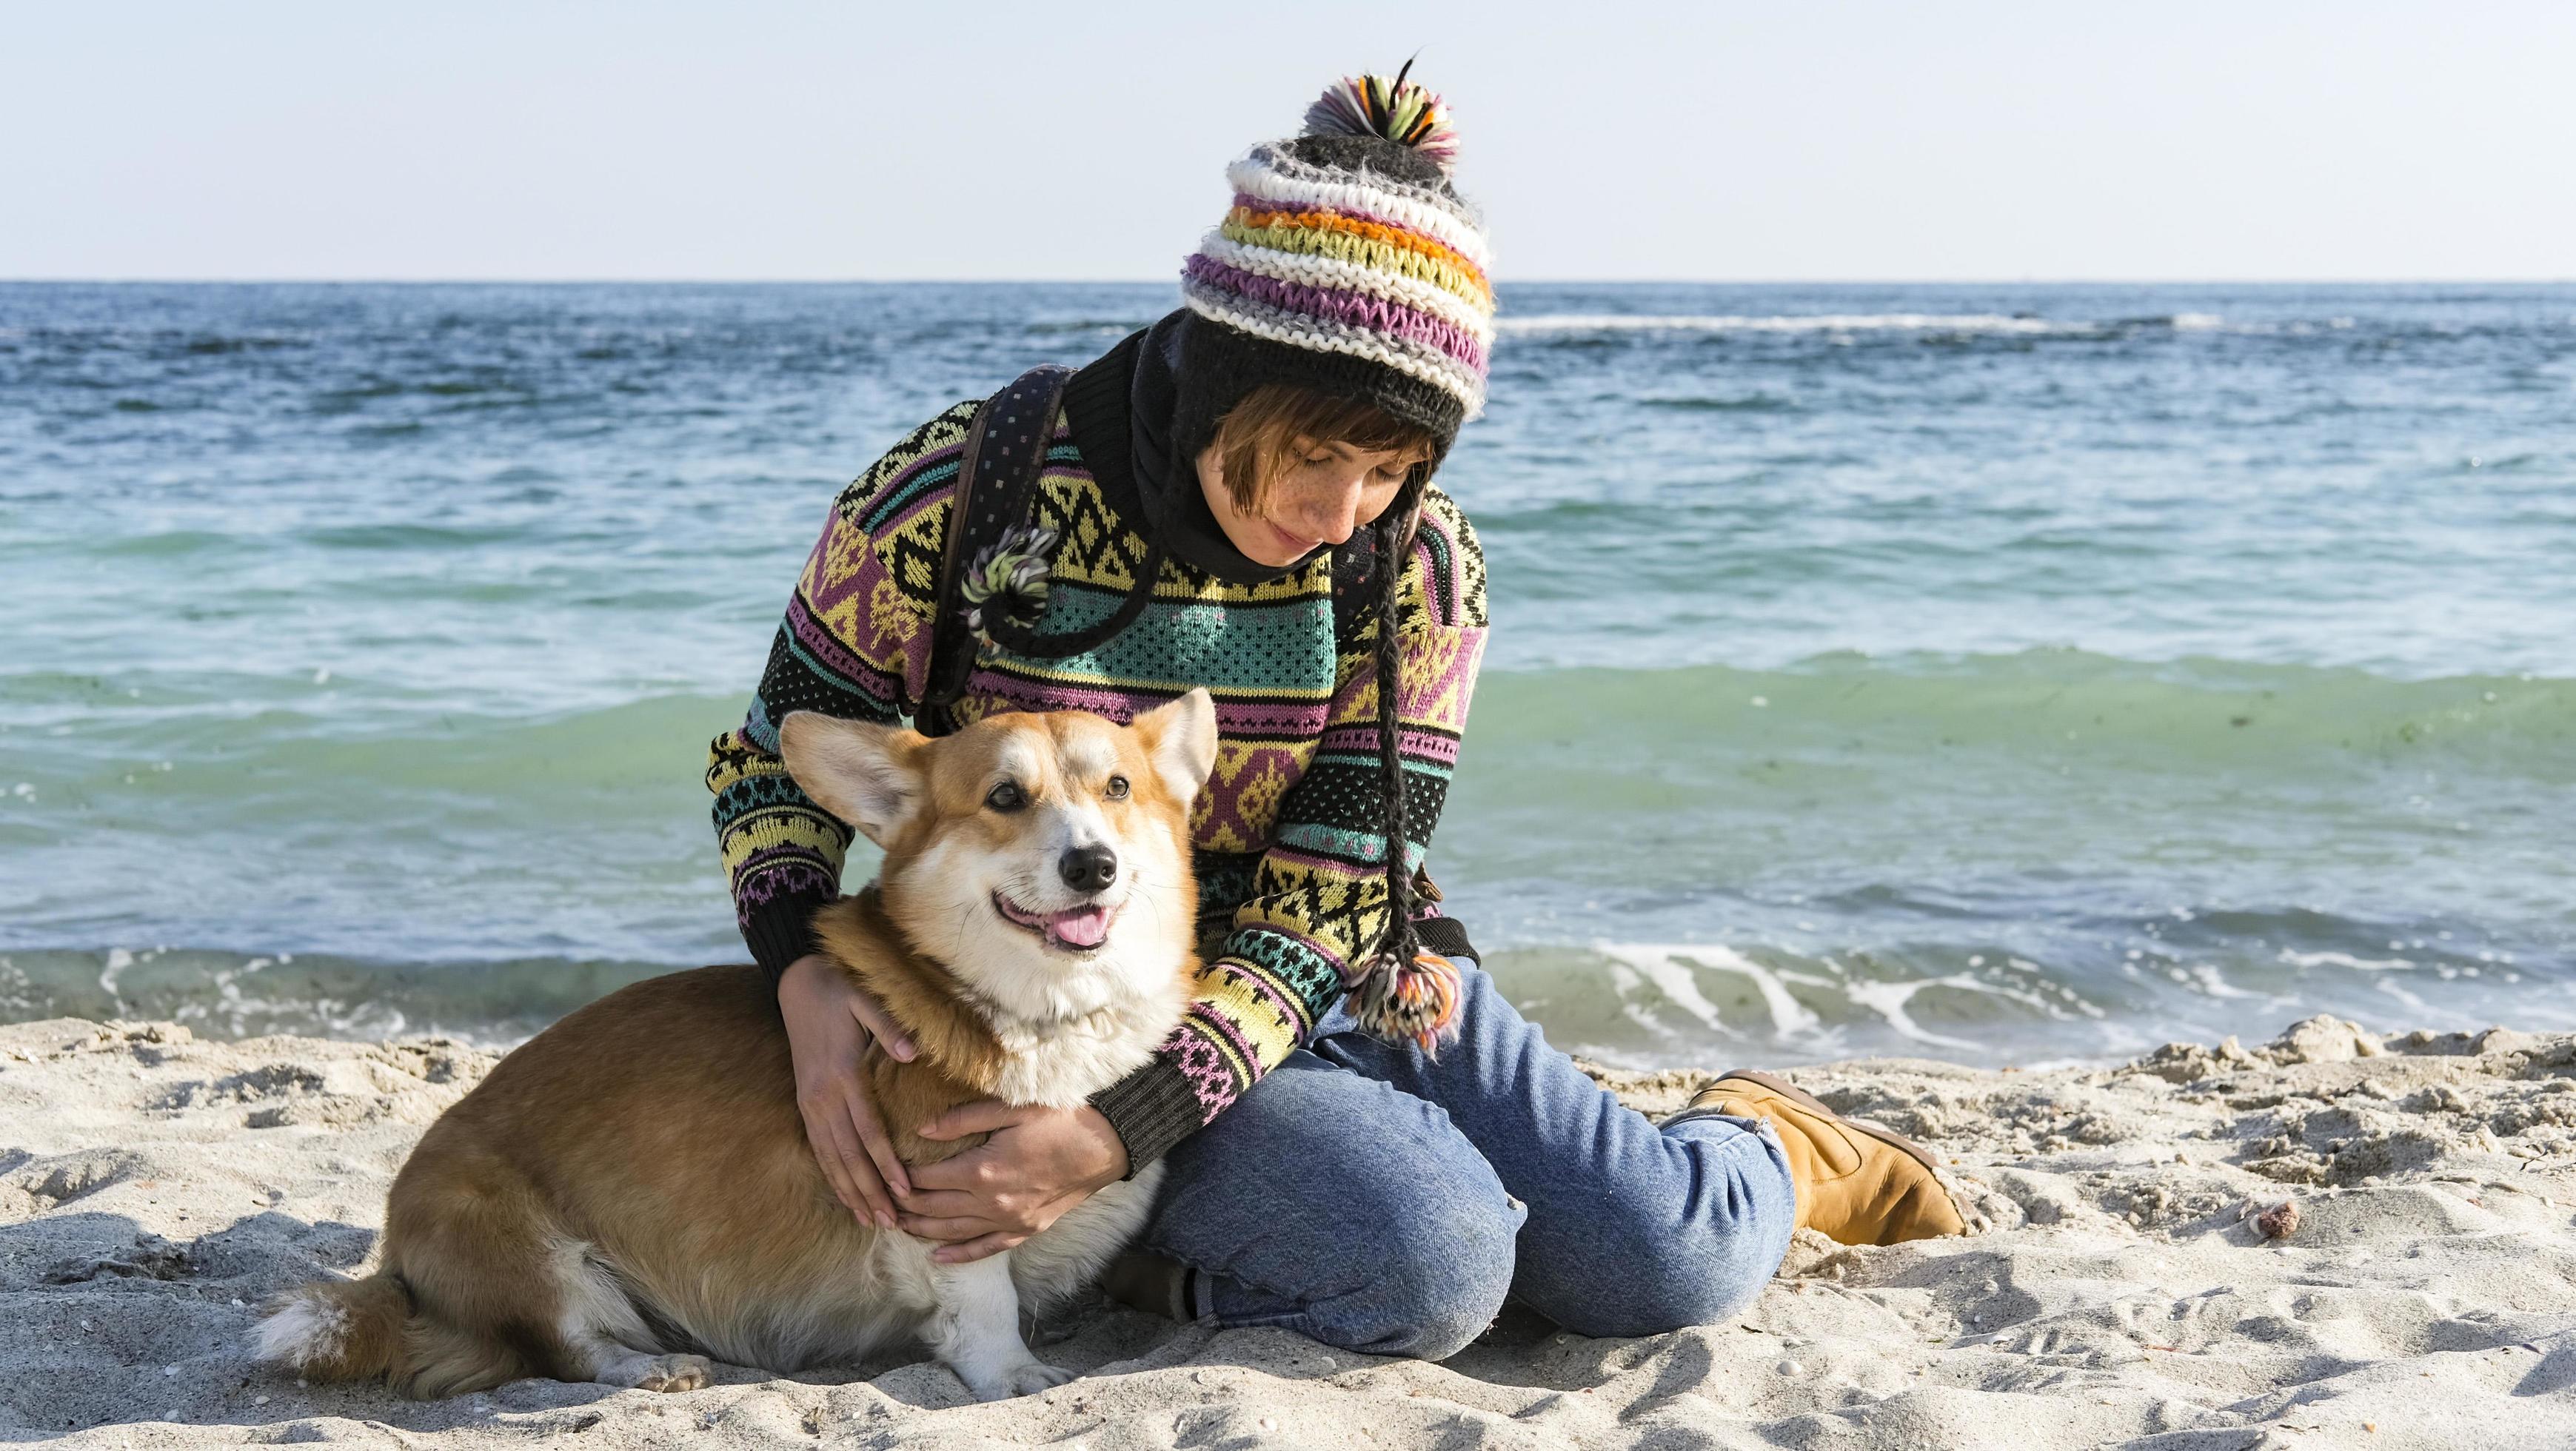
[255,690,1215,1401]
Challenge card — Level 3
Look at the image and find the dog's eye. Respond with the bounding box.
[1105,774,1130,800]
[985,781,1026,812]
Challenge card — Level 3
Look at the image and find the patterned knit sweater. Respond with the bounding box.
[706,346,1488,1168]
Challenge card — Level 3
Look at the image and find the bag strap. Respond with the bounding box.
[918,365,1075,734]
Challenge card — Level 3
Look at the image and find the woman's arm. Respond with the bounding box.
[777,951,920,1227]
[1093,489,1491,1168]
[705,401,980,980]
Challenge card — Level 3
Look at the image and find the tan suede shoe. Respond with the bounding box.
[1669,1070,1966,1246]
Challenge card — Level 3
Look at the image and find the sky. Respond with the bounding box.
[6,1,2570,282]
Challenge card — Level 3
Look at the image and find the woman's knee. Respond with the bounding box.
[1582,1234,1779,1336]
[1322,1178,1519,1359]
[1147,1056,1523,1359]
[1536,1124,1796,1337]
[1539,1222,1784,1338]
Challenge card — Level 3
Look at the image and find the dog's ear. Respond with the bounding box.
[1132,688,1218,811]
[778,712,928,848]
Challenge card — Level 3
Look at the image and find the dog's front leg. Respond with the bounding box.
[929,1252,1073,1401]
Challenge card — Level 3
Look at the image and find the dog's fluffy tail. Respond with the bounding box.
[255,1273,537,1397]
[254,1275,412,1384]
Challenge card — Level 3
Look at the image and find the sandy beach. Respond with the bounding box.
[5,1011,2573,1449]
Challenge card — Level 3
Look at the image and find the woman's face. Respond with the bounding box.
[1195,438,1414,569]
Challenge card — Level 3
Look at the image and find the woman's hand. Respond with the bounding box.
[776,952,918,1229]
[897,1102,1130,1264]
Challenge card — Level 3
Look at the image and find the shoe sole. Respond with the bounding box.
[1713,1068,1951,1180]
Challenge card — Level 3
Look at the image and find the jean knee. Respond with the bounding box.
[1590,1230,1779,1335]
[1148,1056,1526,1361]
[1337,1184,1520,1360]
[1548,1127,1795,1337]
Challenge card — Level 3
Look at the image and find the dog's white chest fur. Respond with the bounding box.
[976,970,1191,1109]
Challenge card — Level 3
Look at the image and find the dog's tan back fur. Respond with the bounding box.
[257,694,1215,1399]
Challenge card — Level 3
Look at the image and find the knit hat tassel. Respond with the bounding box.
[1350,941,1462,1053]
[1347,506,1463,1054]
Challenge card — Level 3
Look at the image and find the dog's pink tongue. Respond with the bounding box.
[1049,906,1111,948]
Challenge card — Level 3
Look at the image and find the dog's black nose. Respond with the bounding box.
[1058,844,1117,893]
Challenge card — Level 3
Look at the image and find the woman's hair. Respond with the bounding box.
[1207,383,1445,512]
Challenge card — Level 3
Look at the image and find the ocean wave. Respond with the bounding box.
[0,947,665,1048]
[1468,651,2574,768]
[1023,318,1157,335]
[1487,310,2352,339]
[10,905,2563,1066]
[1634,392,1801,412]
[1496,312,2083,336]
[28,655,2557,816]
[1482,930,2570,1070]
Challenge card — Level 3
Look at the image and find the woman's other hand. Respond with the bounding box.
[897,1102,1130,1263]
[776,952,918,1228]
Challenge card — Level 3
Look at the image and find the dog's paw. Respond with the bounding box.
[1007,1361,1076,1397]
[633,1354,712,1393]
[957,1358,1075,1401]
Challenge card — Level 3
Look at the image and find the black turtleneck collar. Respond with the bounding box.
[1060,309,1332,588]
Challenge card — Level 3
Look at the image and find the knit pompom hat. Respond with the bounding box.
[1173,67,1496,466]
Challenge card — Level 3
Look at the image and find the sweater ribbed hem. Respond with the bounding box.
[741,888,835,989]
[1089,1056,1206,1176]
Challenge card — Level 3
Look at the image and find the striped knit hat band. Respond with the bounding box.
[1178,71,1494,434]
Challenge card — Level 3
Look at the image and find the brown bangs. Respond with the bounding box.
[1208,384,1444,512]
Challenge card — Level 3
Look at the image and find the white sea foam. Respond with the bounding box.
[1496,312,2075,336]
[1838,974,1984,1051]
[1598,943,1825,1040]
[2374,977,2436,1015]
[2279,948,2416,972]
[2180,962,2262,1000]
[1601,958,1676,1039]
[1590,943,2158,1055]
[1493,310,2258,338]
[1598,945,1730,1034]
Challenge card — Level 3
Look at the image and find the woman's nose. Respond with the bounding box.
[1302,475,1368,543]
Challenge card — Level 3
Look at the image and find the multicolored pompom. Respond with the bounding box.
[1349,945,1463,1054]
[1301,60,1461,172]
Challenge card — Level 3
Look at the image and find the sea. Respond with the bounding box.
[2,281,2570,1069]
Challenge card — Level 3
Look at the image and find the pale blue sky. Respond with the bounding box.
[7,1,2569,281]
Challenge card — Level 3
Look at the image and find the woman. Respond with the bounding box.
[709,71,1964,1360]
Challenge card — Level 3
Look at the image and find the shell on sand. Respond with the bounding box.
[2254,1199,2301,1240]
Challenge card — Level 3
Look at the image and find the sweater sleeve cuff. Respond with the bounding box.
[740,887,836,988]
[1088,1055,1205,1177]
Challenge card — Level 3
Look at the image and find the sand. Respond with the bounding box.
[5,1012,2574,1450]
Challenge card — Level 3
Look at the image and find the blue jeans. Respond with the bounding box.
[1139,965,1797,1359]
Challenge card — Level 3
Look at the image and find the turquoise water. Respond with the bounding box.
[3,282,2571,1065]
